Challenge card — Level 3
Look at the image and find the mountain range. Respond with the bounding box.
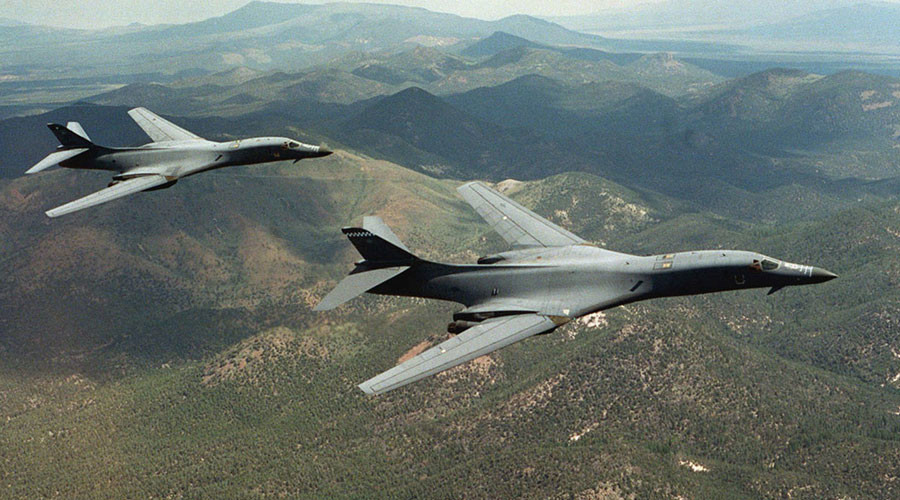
[548,1,900,66]
[2,5,900,498]
[4,58,899,214]
[0,1,609,79]
[748,2,900,45]
[2,153,899,498]
[549,0,865,30]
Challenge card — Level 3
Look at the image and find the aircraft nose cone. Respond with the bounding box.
[810,267,837,283]
[314,147,333,158]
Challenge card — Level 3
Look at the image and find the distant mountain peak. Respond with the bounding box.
[628,52,720,81]
[351,86,470,129]
[756,67,811,77]
[635,52,680,65]
[234,0,307,12]
[475,45,539,68]
[404,44,454,61]
[632,52,688,72]
[383,86,439,103]
[505,73,562,87]
[461,31,544,58]
[739,67,815,86]
[345,85,491,156]
[215,66,260,77]
[488,31,531,41]
[496,13,554,26]
[482,74,567,96]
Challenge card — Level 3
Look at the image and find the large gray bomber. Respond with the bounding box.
[27,107,331,217]
[316,182,837,395]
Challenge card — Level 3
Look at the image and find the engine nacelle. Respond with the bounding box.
[477,254,506,265]
[143,179,178,191]
[447,320,482,334]
[477,248,549,265]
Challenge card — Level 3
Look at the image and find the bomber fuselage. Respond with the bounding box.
[58,137,331,179]
[370,245,836,320]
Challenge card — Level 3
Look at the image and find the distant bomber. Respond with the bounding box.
[26,107,332,217]
[316,182,837,395]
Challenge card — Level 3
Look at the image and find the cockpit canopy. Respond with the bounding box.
[282,140,301,149]
[750,258,780,271]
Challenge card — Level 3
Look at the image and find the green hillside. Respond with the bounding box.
[0,151,469,362]
[2,163,900,498]
[2,10,900,498]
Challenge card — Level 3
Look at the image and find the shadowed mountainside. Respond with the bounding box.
[2,19,900,497]
[2,160,900,497]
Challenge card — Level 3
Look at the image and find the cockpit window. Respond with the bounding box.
[751,259,781,271]
[289,141,300,149]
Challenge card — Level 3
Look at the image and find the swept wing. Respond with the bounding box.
[457,181,586,248]
[359,313,563,395]
[46,175,171,218]
[127,107,203,143]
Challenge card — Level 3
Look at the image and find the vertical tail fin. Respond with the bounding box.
[314,217,419,311]
[47,123,95,149]
[66,122,91,142]
[343,216,419,264]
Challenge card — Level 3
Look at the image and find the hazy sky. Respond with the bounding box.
[1,0,657,29]
[5,0,900,30]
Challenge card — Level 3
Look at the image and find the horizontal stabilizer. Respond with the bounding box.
[314,266,410,311]
[358,313,561,395]
[46,174,170,218]
[25,148,88,174]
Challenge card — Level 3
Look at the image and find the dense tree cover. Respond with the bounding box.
[2,26,899,496]
[2,171,899,498]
